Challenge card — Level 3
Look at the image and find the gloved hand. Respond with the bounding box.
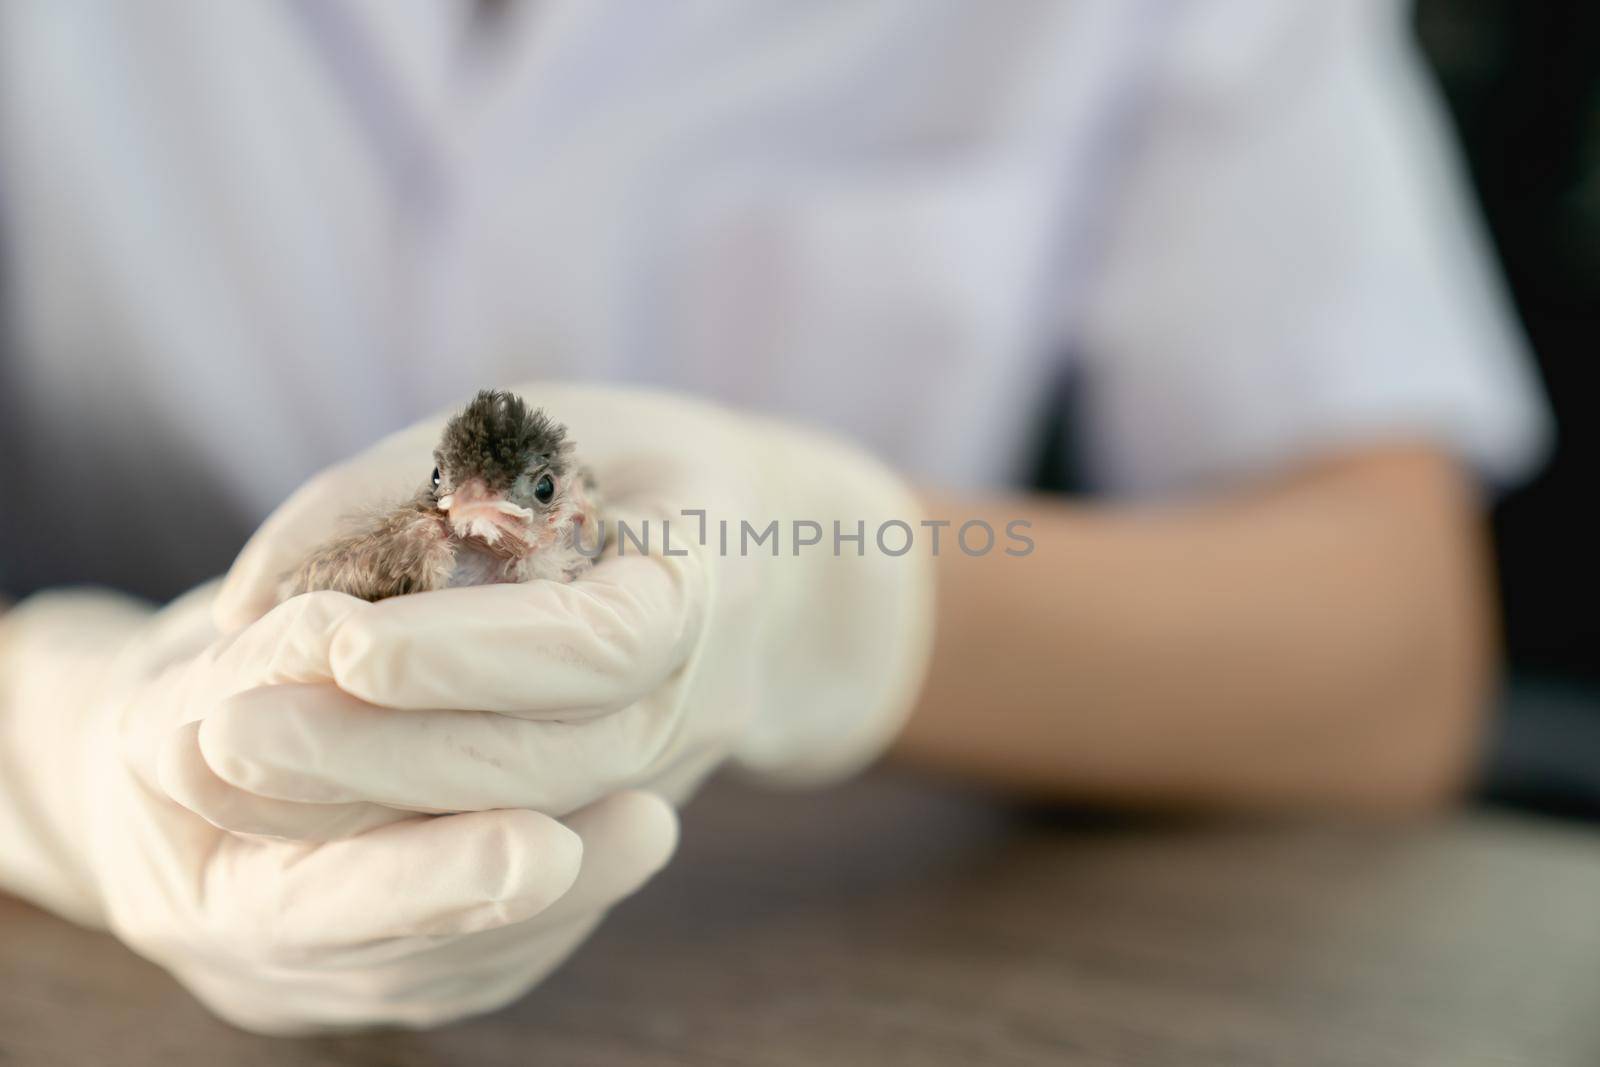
[0,581,677,1034]
[201,383,935,824]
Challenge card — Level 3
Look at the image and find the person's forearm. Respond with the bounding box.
[891,445,1495,813]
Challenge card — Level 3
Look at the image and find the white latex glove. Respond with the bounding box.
[0,582,677,1034]
[201,383,935,823]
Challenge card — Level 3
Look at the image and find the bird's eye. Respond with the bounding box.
[431,467,441,489]
[534,474,555,503]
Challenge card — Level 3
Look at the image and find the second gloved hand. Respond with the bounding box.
[203,384,936,822]
[0,583,677,1034]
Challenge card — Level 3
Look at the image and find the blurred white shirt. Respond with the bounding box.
[0,0,1550,594]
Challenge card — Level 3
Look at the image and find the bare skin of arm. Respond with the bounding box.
[892,444,1497,814]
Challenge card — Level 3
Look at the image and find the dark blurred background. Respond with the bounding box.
[1415,0,1600,682]
[1411,1,1597,813]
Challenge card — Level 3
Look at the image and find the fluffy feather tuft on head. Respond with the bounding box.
[435,389,573,492]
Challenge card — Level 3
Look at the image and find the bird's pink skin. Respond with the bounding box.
[439,476,601,584]
[438,479,534,549]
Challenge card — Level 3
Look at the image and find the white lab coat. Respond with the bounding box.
[0,0,1549,597]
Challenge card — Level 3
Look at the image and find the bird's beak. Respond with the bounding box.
[438,479,532,546]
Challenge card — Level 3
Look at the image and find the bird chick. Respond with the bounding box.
[280,390,601,603]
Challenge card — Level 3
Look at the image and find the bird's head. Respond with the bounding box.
[430,390,596,555]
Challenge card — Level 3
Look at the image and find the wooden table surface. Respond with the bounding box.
[4,771,1600,1066]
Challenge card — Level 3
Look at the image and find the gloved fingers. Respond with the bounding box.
[201,588,366,691]
[533,789,678,925]
[299,793,677,1024]
[274,790,679,975]
[324,550,704,716]
[122,591,367,766]
[186,795,669,1033]
[213,421,444,633]
[199,683,688,816]
[158,720,414,840]
[207,807,583,957]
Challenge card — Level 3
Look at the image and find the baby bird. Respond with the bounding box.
[280,390,601,603]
